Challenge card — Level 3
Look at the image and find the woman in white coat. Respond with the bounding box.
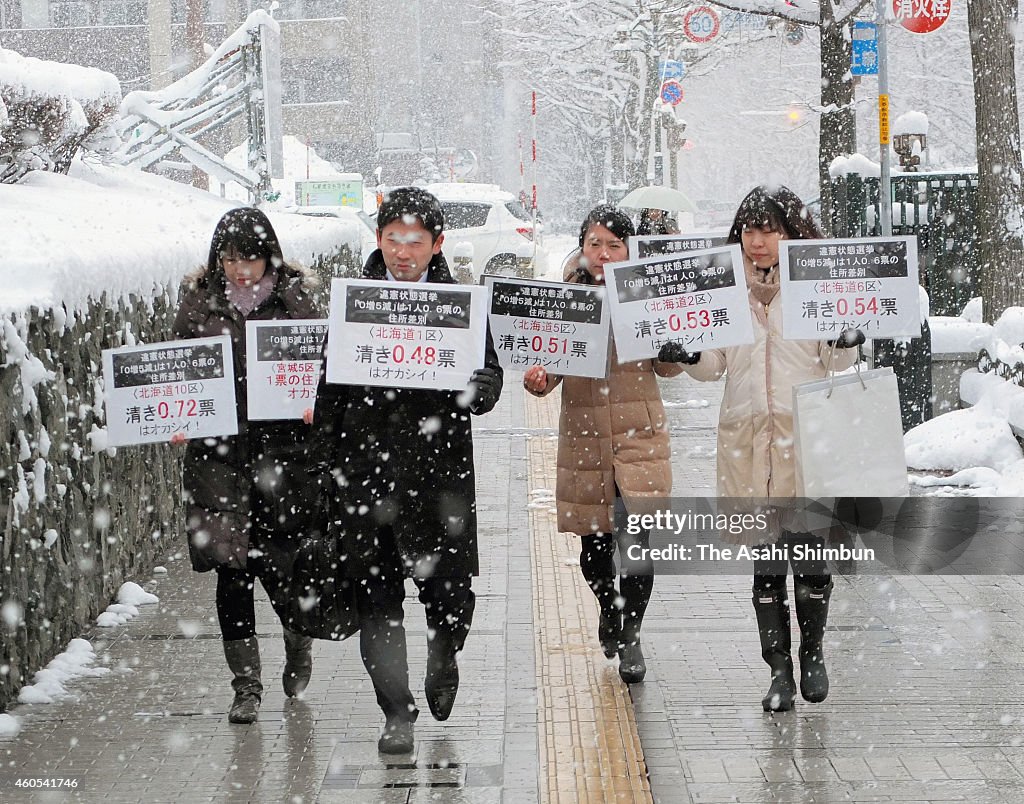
[658,185,863,712]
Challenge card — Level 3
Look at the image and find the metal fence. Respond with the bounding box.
[829,172,979,316]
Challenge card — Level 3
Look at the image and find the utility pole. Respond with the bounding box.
[876,0,892,236]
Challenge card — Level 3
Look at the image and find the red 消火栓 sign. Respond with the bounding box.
[893,0,951,34]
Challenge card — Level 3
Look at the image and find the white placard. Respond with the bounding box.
[325,278,487,390]
[246,319,327,420]
[484,276,610,378]
[605,245,755,363]
[780,236,922,340]
[102,335,237,447]
[628,231,729,260]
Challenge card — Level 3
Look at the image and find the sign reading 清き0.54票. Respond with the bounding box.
[102,335,237,447]
[325,278,487,390]
[484,276,609,378]
[779,236,921,341]
[605,245,754,363]
[246,320,327,420]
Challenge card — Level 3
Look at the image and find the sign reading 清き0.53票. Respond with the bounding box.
[325,278,487,390]
[628,232,729,261]
[779,236,921,341]
[246,320,327,420]
[484,276,609,378]
[102,335,237,447]
[605,245,754,363]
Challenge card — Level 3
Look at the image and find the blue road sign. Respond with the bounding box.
[659,60,686,80]
[851,21,879,76]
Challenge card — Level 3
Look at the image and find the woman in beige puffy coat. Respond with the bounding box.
[658,185,862,713]
[524,205,682,684]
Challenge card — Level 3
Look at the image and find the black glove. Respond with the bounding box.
[468,366,502,414]
[827,328,866,348]
[658,341,701,365]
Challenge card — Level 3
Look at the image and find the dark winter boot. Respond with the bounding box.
[282,629,313,698]
[378,715,415,754]
[795,579,833,703]
[224,638,263,724]
[424,629,460,722]
[753,589,796,712]
[580,534,620,658]
[616,573,653,683]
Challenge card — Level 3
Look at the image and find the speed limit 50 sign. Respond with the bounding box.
[683,6,721,43]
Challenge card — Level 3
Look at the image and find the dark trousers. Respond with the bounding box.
[216,565,281,641]
[579,489,654,645]
[752,532,831,593]
[357,568,475,721]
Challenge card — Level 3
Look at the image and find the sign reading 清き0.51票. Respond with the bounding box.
[484,276,609,378]
[779,236,921,340]
[605,245,754,363]
[102,335,237,447]
[246,320,327,420]
[325,278,487,390]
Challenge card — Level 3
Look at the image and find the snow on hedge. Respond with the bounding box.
[1,159,361,316]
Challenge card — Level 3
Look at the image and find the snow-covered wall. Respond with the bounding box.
[0,162,361,711]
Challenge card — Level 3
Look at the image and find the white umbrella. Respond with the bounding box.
[618,185,697,213]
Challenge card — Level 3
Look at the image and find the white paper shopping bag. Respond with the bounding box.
[793,366,909,497]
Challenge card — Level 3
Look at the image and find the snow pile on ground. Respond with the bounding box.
[16,638,109,704]
[2,159,360,316]
[95,581,159,627]
[906,305,1024,493]
[0,713,20,738]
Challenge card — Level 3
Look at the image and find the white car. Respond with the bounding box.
[289,205,377,269]
[425,182,544,282]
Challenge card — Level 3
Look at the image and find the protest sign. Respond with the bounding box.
[325,278,487,390]
[780,236,921,340]
[246,320,327,420]
[628,232,729,260]
[485,276,609,378]
[103,335,237,447]
[605,245,753,362]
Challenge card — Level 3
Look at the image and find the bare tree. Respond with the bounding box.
[967,0,1024,322]
[706,0,870,231]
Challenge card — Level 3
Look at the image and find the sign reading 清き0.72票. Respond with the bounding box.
[605,245,754,363]
[325,278,487,390]
[485,276,609,378]
[246,320,327,420]
[779,236,921,341]
[102,335,237,447]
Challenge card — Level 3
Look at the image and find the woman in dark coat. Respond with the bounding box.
[172,207,321,724]
[307,186,503,754]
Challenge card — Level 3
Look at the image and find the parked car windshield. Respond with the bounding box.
[441,202,491,229]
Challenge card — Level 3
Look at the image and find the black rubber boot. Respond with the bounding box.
[282,629,313,698]
[224,638,263,724]
[580,534,620,658]
[753,589,796,712]
[795,579,833,703]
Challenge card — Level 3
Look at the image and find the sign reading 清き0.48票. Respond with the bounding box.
[485,276,609,378]
[102,335,237,447]
[605,245,754,363]
[246,320,327,420]
[779,236,921,341]
[325,278,487,390]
